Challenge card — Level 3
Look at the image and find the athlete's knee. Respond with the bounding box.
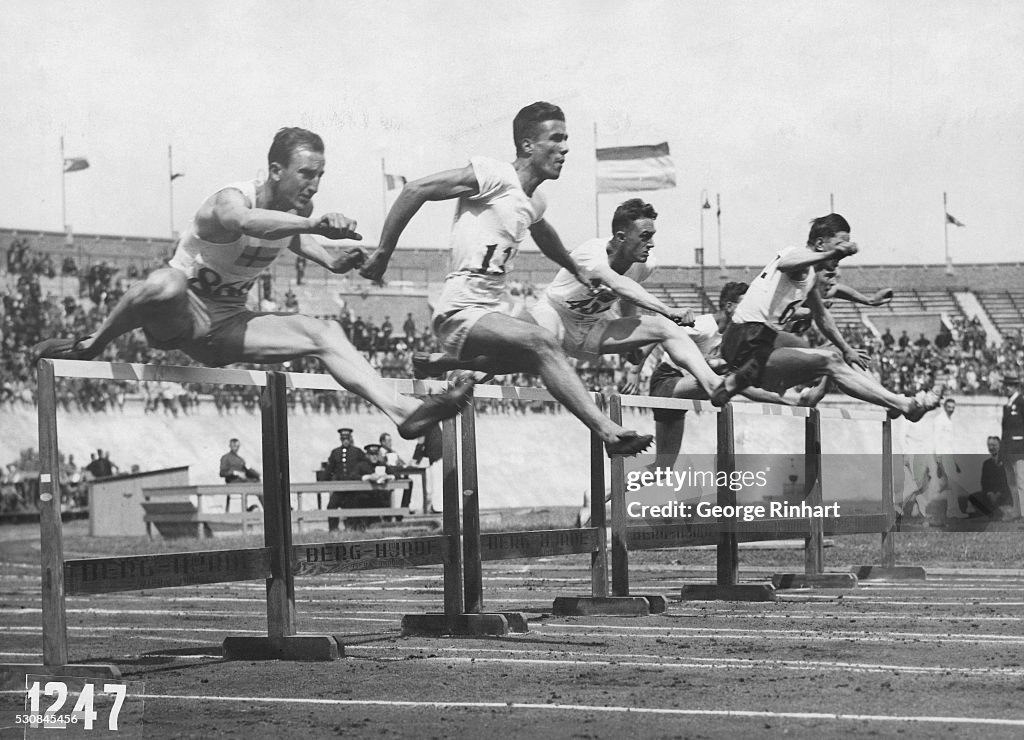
[511,328,562,368]
[648,314,678,340]
[306,319,347,353]
[820,350,846,374]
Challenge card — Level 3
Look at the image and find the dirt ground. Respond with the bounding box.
[2,524,1024,740]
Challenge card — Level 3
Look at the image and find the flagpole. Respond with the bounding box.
[593,122,600,237]
[60,136,67,233]
[381,157,387,225]
[829,192,834,212]
[716,193,723,270]
[943,191,952,275]
[168,145,175,238]
[699,189,709,309]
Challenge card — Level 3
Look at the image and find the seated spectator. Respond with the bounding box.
[965,436,1014,519]
[219,438,259,483]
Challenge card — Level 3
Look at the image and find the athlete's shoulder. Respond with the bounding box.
[467,156,515,198]
[213,180,257,205]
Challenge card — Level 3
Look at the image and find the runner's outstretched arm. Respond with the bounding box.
[360,166,479,281]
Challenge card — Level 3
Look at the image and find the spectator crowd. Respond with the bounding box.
[5,236,1024,514]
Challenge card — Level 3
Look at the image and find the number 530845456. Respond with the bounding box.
[25,680,128,730]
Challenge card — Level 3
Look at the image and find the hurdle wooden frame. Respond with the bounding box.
[397,384,658,637]
[0,360,346,686]
[608,392,907,601]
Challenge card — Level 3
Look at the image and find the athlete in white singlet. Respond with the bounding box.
[528,198,722,396]
[647,281,794,468]
[358,102,653,456]
[716,213,939,422]
[33,127,471,444]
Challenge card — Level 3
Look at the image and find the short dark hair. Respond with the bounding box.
[268,127,324,168]
[988,435,1001,445]
[513,102,565,156]
[807,213,851,244]
[719,281,748,310]
[229,438,239,444]
[611,199,658,235]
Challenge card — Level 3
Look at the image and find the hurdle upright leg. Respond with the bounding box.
[402,410,510,636]
[772,408,857,590]
[0,360,119,686]
[459,398,528,631]
[853,416,927,581]
[681,404,776,601]
[223,371,341,660]
[553,394,660,616]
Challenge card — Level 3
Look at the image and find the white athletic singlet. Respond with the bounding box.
[660,312,721,372]
[169,180,292,304]
[434,157,547,315]
[731,246,817,330]
[543,238,655,323]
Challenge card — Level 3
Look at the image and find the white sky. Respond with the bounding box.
[2,0,1021,266]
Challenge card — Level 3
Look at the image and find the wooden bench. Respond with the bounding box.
[142,480,416,538]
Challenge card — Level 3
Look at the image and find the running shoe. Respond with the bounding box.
[397,375,476,440]
[30,336,93,364]
[904,391,941,423]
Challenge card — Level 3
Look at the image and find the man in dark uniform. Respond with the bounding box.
[1001,376,1024,519]
[326,428,367,531]
[966,436,1014,519]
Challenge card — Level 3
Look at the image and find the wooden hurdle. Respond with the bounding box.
[607,394,915,600]
[0,361,344,685]
[398,383,658,637]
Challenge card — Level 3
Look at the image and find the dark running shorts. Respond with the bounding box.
[144,289,274,367]
[649,362,688,423]
[720,322,779,388]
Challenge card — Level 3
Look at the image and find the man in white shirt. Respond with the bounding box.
[714,213,939,423]
[647,281,795,468]
[33,127,469,446]
[529,198,722,397]
[359,102,652,457]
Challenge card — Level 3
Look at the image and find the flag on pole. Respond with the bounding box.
[170,172,185,181]
[946,212,965,227]
[385,173,407,190]
[63,157,89,173]
[595,142,675,193]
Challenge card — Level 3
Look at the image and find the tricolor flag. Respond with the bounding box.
[63,157,89,173]
[946,212,965,227]
[385,173,407,190]
[595,142,675,193]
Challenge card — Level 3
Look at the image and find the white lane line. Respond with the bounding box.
[535,624,1024,645]
[344,645,1024,677]
[0,692,1014,729]
[3,604,1021,626]
[5,622,1022,648]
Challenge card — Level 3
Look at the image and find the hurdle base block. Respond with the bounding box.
[222,634,342,661]
[401,613,511,637]
[552,596,657,617]
[679,583,777,602]
[0,663,121,690]
[850,565,927,581]
[499,612,530,632]
[772,573,859,589]
[638,594,669,614]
